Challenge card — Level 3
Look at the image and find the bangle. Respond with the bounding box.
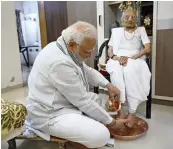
[107,118,116,127]
[111,54,116,59]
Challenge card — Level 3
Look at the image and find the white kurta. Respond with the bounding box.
[24,36,113,146]
[106,27,151,113]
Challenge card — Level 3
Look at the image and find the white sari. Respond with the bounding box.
[106,27,151,113]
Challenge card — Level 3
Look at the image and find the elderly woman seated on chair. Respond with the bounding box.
[106,8,151,128]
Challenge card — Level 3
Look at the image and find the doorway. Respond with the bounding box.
[14,1,68,85]
[14,1,42,85]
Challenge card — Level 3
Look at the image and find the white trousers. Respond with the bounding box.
[49,113,110,148]
[106,58,151,113]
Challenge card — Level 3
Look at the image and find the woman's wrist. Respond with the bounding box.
[132,49,148,59]
[138,50,147,58]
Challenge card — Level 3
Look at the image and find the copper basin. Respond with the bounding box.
[110,117,149,141]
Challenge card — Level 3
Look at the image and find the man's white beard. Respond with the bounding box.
[73,48,85,62]
[76,53,84,62]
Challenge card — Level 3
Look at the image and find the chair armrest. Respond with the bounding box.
[146,55,151,71]
[94,39,110,70]
[94,56,99,71]
[96,39,110,58]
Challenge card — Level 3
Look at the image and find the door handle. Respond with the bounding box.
[99,15,101,26]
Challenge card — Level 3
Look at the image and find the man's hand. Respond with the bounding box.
[107,118,128,131]
[118,56,129,66]
[106,83,120,101]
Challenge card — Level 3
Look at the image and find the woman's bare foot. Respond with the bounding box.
[117,107,126,119]
[126,113,136,128]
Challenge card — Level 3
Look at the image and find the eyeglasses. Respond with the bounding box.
[124,15,137,20]
[87,47,95,52]
[77,43,96,53]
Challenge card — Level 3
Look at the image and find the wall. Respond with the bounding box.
[155,1,173,97]
[23,1,42,65]
[158,1,173,20]
[104,1,115,38]
[67,1,97,68]
[104,2,121,38]
[23,1,38,14]
[14,1,23,11]
[157,1,173,30]
[19,1,41,47]
[1,1,23,89]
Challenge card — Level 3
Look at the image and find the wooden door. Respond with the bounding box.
[38,1,68,48]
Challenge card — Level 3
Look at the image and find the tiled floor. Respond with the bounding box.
[1,87,173,149]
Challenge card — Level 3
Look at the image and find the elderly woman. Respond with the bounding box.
[106,9,151,127]
[24,21,128,149]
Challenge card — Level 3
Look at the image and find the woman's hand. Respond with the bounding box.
[118,56,129,66]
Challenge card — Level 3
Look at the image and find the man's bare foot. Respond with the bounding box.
[117,107,126,119]
[126,113,136,128]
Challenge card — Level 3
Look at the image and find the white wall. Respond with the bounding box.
[23,1,38,14]
[14,1,41,47]
[23,1,41,47]
[1,1,23,89]
[14,1,23,11]
[158,1,173,20]
[157,1,173,30]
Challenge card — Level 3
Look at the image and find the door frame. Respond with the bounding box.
[38,1,48,48]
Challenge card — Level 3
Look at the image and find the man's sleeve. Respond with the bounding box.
[83,63,109,88]
[48,61,113,124]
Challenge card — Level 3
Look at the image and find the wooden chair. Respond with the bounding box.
[7,134,68,149]
[94,39,152,119]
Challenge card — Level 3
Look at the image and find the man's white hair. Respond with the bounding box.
[62,21,97,45]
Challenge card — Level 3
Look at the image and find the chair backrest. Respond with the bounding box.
[97,39,151,69]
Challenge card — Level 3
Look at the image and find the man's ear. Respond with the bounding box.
[68,40,77,52]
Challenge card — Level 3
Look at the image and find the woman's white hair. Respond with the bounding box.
[62,21,97,45]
